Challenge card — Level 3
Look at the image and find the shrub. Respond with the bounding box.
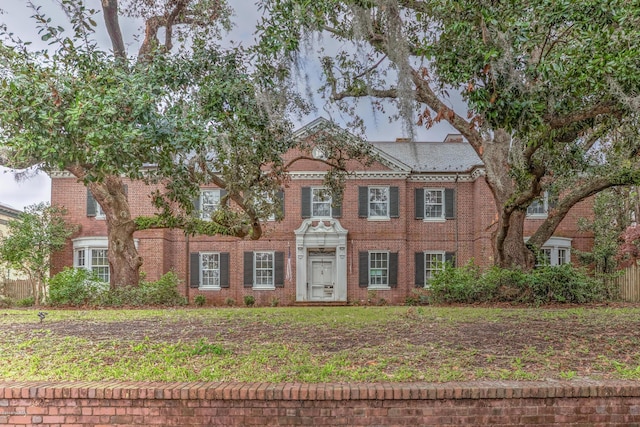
[48,268,108,306]
[428,263,610,305]
[99,271,186,307]
[15,296,35,307]
[194,295,206,307]
[244,295,255,307]
[225,297,236,306]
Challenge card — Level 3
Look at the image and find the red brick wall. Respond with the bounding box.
[50,165,594,305]
[2,380,640,426]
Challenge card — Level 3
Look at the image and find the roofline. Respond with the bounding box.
[0,202,21,218]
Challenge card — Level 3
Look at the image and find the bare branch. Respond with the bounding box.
[101,0,126,58]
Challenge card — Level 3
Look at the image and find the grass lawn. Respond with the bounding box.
[2,305,640,383]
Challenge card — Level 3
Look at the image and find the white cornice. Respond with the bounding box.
[289,171,410,180]
[48,170,75,178]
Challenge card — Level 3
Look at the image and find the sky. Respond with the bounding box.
[0,0,456,211]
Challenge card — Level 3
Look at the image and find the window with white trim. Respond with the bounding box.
[368,187,389,218]
[528,236,572,267]
[369,251,389,288]
[75,247,110,283]
[200,189,221,221]
[527,192,549,218]
[424,189,444,220]
[311,188,332,217]
[254,251,275,289]
[424,251,445,284]
[200,253,220,289]
[95,202,106,219]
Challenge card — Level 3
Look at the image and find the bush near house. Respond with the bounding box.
[47,269,186,307]
[428,263,613,305]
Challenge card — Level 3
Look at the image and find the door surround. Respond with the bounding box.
[294,219,348,302]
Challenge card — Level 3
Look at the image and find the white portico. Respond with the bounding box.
[294,219,348,302]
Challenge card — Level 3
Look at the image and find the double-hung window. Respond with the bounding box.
[415,188,455,220]
[200,189,222,221]
[312,188,332,217]
[527,192,550,218]
[358,186,399,219]
[369,187,389,218]
[358,251,398,289]
[200,253,220,289]
[73,238,110,283]
[415,251,455,287]
[244,251,285,289]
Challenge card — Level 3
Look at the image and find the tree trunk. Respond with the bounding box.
[88,176,142,289]
[494,209,535,269]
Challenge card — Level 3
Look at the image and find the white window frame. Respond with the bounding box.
[368,187,390,219]
[311,187,332,218]
[424,189,445,221]
[73,239,110,283]
[368,251,390,289]
[527,192,549,218]
[253,251,275,290]
[200,189,222,221]
[200,252,221,290]
[424,251,446,286]
[527,236,572,267]
[95,200,106,220]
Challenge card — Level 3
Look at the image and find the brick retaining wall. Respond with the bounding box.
[2,380,640,426]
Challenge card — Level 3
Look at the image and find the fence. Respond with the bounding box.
[1,279,32,300]
[614,263,640,302]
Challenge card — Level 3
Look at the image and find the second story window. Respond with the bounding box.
[311,188,332,217]
[527,192,549,218]
[415,188,455,221]
[196,189,227,221]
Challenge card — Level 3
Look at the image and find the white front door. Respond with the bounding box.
[309,257,335,301]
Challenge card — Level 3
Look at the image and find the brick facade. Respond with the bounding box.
[1,380,640,426]
[50,120,594,305]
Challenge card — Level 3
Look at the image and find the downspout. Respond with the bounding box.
[185,233,190,303]
[455,173,459,258]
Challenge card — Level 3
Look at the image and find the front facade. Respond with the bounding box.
[50,119,594,305]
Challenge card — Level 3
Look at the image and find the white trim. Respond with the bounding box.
[311,187,332,218]
[424,251,446,286]
[367,186,390,220]
[199,252,221,290]
[200,189,222,221]
[368,250,391,290]
[253,251,276,290]
[422,188,446,221]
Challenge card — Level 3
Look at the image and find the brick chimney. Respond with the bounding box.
[444,134,463,143]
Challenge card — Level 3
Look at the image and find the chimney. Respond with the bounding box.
[395,137,411,143]
[444,134,463,143]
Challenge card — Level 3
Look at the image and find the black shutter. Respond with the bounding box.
[301,187,311,218]
[415,189,424,219]
[415,252,425,287]
[275,252,285,288]
[390,187,399,218]
[220,253,230,288]
[277,190,285,219]
[87,189,96,217]
[332,195,342,218]
[389,252,398,288]
[189,253,200,288]
[445,251,456,267]
[445,188,456,219]
[358,187,368,217]
[244,252,253,288]
[359,251,369,288]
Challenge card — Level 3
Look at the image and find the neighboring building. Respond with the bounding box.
[0,202,23,281]
[50,119,594,305]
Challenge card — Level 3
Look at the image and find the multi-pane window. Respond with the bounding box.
[527,192,549,217]
[201,253,220,289]
[557,249,568,265]
[95,202,106,219]
[200,190,221,221]
[311,188,332,217]
[91,249,110,282]
[369,252,389,287]
[369,187,389,218]
[424,252,445,284]
[424,190,444,219]
[254,252,274,288]
[76,249,86,268]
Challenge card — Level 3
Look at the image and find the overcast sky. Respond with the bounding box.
[0,0,456,211]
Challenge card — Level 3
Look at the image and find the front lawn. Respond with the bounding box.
[2,306,640,382]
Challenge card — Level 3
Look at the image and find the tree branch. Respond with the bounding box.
[101,0,126,59]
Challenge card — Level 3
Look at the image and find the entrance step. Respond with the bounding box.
[293,301,349,307]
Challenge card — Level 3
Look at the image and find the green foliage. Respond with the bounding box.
[429,263,609,305]
[99,272,187,307]
[194,295,206,307]
[0,203,77,304]
[47,269,185,307]
[225,297,236,307]
[48,268,108,306]
[15,296,35,307]
[244,295,256,307]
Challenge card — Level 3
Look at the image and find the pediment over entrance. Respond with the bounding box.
[294,218,348,237]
